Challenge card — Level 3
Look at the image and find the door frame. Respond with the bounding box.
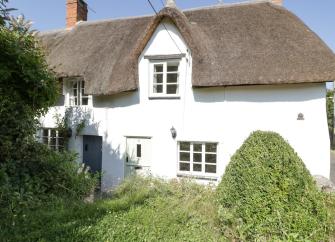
[82,135,103,188]
[124,136,152,178]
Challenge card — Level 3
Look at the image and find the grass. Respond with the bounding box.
[1,176,334,242]
[326,193,335,240]
[0,177,224,242]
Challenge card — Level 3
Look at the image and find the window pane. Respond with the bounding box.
[167,62,179,72]
[73,88,77,97]
[205,154,217,164]
[154,64,163,73]
[205,165,216,173]
[206,143,217,152]
[153,84,163,93]
[50,129,56,138]
[180,152,190,161]
[193,144,202,152]
[50,135,56,147]
[42,137,48,145]
[193,153,202,163]
[136,144,141,158]
[154,74,163,84]
[73,82,78,89]
[180,163,190,171]
[180,142,190,151]
[167,73,178,83]
[81,81,85,88]
[42,129,48,144]
[193,164,202,172]
[166,84,178,94]
[82,97,89,106]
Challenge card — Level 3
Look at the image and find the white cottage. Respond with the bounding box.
[39,0,335,190]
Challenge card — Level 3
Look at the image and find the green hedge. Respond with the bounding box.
[216,131,330,241]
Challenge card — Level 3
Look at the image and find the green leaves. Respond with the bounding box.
[0,24,57,163]
[327,90,334,147]
[216,131,331,241]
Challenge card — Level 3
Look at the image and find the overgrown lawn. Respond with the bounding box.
[1,177,224,242]
[1,176,335,242]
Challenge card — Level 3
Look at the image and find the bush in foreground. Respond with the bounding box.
[216,131,330,241]
[0,142,97,223]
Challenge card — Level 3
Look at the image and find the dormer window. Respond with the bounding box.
[70,80,89,106]
[150,60,180,98]
[63,78,92,106]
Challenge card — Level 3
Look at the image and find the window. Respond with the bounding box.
[69,80,90,106]
[178,142,217,175]
[136,144,142,158]
[38,128,64,151]
[150,60,180,97]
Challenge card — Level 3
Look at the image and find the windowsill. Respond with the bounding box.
[177,173,218,181]
[144,54,186,60]
[64,105,93,109]
[148,96,180,100]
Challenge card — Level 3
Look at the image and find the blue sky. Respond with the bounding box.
[8,0,335,53]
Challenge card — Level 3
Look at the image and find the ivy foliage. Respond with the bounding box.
[216,131,330,241]
[0,20,57,162]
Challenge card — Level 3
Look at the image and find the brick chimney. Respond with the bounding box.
[271,0,283,6]
[66,0,88,28]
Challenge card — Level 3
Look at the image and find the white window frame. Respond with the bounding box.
[178,142,218,177]
[149,60,180,98]
[38,128,64,151]
[68,80,91,106]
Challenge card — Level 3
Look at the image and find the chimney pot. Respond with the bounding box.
[66,0,88,28]
[271,0,283,6]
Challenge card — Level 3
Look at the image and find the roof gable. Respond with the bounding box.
[133,7,196,60]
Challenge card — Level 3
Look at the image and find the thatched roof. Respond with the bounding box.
[39,1,335,95]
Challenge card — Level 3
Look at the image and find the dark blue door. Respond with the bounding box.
[83,135,102,174]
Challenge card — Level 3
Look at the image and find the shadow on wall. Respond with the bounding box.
[330,150,335,183]
[193,84,323,103]
[68,107,124,191]
[93,91,139,108]
[65,106,101,136]
[100,131,125,191]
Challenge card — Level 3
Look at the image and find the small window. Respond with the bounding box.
[150,60,180,97]
[38,128,64,151]
[178,142,217,175]
[136,144,142,158]
[69,80,90,106]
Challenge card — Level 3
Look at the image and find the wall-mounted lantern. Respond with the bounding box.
[297,113,305,121]
[170,126,177,139]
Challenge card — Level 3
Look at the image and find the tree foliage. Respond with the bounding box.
[0,2,97,227]
[327,90,334,148]
[216,131,330,241]
[0,19,57,162]
[8,14,37,35]
[0,0,15,25]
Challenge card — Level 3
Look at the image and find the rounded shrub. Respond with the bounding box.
[216,131,330,241]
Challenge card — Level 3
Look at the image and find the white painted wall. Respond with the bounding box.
[40,19,330,191]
